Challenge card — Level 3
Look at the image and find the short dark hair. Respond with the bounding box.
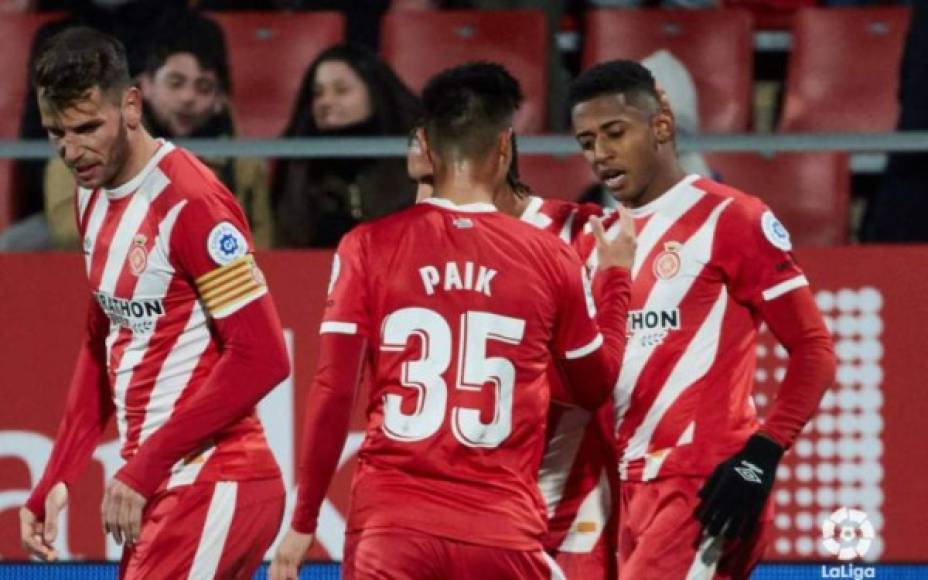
[568,60,659,113]
[145,17,231,93]
[421,61,523,160]
[34,27,132,112]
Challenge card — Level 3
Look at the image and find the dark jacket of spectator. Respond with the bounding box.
[272,44,422,248]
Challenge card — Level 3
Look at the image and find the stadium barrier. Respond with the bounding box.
[1,246,927,566]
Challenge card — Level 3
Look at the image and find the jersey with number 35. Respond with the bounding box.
[322,197,608,550]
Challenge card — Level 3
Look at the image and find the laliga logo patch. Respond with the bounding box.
[762,210,792,251]
[653,241,682,280]
[128,234,148,276]
[822,507,875,561]
[207,221,248,266]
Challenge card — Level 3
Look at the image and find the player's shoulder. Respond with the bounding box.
[692,176,793,251]
[157,145,235,205]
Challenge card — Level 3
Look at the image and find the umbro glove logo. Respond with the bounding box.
[734,460,764,484]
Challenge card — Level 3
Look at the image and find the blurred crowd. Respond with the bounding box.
[0,0,922,250]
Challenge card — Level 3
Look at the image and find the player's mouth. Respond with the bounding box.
[75,163,100,181]
[599,168,627,191]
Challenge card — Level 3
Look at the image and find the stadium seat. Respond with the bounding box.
[208,12,345,138]
[722,0,815,30]
[705,152,850,246]
[518,154,597,202]
[381,10,548,133]
[0,12,62,138]
[779,7,910,133]
[582,9,754,133]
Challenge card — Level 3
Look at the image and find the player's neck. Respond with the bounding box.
[105,130,160,191]
[494,185,530,218]
[432,174,496,206]
[630,161,688,209]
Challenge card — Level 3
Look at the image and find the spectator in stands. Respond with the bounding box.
[40,30,272,249]
[861,0,927,241]
[4,0,226,250]
[272,44,421,248]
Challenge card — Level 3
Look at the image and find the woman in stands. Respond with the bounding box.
[272,44,422,248]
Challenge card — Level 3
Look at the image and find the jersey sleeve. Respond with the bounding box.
[714,197,808,308]
[320,227,372,338]
[551,244,603,360]
[170,191,267,320]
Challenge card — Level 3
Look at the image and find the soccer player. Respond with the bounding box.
[568,60,837,578]
[269,62,636,580]
[17,28,289,578]
[408,95,620,580]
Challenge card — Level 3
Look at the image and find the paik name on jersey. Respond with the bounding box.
[94,291,166,334]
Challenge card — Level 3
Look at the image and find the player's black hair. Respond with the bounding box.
[421,61,524,161]
[144,19,232,93]
[568,59,660,114]
[34,27,132,112]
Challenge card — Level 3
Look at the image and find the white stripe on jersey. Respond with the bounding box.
[139,302,210,445]
[537,406,592,518]
[622,286,729,466]
[98,169,169,294]
[320,321,358,335]
[188,481,237,580]
[557,211,576,244]
[77,187,95,224]
[614,198,733,428]
[167,446,215,489]
[631,183,705,279]
[565,333,603,360]
[542,551,568,580]
[762,274,809,301]
[557,468,611,553]
[82,192,109,272]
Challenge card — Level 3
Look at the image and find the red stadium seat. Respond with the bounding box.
[518,154,597,202]
[722,0,815,30]
[779,7,910,133]
[705,152,850,246]
[0,12,62,138]
[381,10,548,133]
[208,12,345,138]
[582,9,754,133]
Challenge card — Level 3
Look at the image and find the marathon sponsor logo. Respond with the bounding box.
[94,292,165,334]
[627,308,681,332]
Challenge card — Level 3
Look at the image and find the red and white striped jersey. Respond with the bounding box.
[76,140,279,489]
[580,175,809,483]
[520,195,618,554]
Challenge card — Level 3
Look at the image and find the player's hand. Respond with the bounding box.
[269,529,315,580]
[19,482,68,561]
[591,206,637,271]
[696,434,784,539]
[101,478,146,546]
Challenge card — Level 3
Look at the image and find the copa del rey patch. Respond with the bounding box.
[207,221,248,266]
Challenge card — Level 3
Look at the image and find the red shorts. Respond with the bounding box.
[550,545,616,580]
[343,527,566,580]
[119,478,285,580]
[617,477,772,580]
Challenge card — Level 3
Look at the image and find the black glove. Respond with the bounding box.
[696,434,784,540]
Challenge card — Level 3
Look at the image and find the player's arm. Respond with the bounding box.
[697,201,836,540]
[271,231,372,580]
[113,196,289,499]
[554,210,636,409]
[21,298,113,559]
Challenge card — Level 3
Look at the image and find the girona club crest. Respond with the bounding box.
[128,234,148,276]
[653,241,682,281]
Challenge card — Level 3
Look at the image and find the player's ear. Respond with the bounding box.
[650,88,674,145]
[498,127,514,171]
[122,86,144,130]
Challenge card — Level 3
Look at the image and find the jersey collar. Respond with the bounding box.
[630,174,700,217]
[103,139,175,200]
[420,197,497,213]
